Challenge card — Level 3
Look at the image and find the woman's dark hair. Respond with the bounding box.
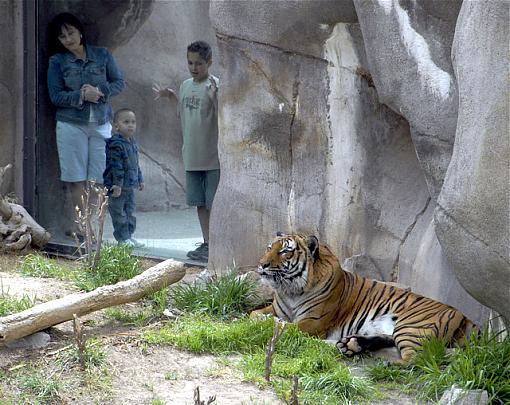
[187,41,212,62]
[48,12,86,55]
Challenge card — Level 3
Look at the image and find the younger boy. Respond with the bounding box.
[103,108,145,247]
[153,40,219,262]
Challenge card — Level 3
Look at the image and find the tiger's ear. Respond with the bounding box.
[276,231,284,237]
[306,235,320,260]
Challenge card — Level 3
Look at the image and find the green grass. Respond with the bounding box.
[168,270,258,319]
[20,254,76,281]
[104,306,156,327]
[0,293,34,316]
[145,272,371,403]
[58,338,107,370]
[19,245,142,293]
[2,339,112,404]
[74,243,142,291]
[144,316,372,403]
[144,314,274,353]
[368,329,510,404]
[18,369,63,403]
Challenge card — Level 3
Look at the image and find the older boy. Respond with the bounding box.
[153,41,219,262]
[103,108,145,248]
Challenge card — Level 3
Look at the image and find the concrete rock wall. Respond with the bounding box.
[208,0,506,325]
[353,0,462,200]
[435,1,510,324]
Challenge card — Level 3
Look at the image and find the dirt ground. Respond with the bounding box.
[0,253,421,404]
[0,255,286,404]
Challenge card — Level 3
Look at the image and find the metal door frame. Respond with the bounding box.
[23,0,38,217]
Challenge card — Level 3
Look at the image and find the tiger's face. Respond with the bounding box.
[257,234,319,295]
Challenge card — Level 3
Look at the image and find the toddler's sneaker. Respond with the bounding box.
[129,238,145,248]
[118,239,135,247]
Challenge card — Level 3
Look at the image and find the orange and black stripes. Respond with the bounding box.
[250,234,477,363]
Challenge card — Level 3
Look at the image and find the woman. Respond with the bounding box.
[47,12,124,236]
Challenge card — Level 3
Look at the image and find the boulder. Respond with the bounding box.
[439,385,489,405]
[435,1,510,325]
[353,0,462,199]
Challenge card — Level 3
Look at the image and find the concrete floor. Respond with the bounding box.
[46,207,205,263]
[102,208,204,262]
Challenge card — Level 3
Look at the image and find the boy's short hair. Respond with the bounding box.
[187,41,212,62]
[113,108,135,122]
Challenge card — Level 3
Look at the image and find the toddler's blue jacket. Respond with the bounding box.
[103,134,143,189]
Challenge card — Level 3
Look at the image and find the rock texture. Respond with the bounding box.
[353,0,462,199]
[208,0,507,325]
[209,2,432,288]
[435,1,510,325]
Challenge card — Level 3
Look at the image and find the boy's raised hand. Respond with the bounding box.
[152,82,176,100]
[206,76,218,100]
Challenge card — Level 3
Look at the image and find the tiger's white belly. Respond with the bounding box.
[326,313,396,341]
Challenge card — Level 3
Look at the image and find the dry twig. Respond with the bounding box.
[73,313,87,370]
[74,181,109,269]
[265,318,287,381]
[193,386,216,404]
[289,375,299,405]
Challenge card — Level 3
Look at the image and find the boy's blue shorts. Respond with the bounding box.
[56,120,112,182]
[185,170,220,210]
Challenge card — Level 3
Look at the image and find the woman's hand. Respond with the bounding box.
[81,84,104,103]
[152,82,176,100]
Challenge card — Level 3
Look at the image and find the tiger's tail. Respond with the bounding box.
[453,317,479,345]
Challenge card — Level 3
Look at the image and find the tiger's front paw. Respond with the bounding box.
[249,310,270,320]
[337,336,363,356]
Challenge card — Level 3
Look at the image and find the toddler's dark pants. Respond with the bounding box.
[108,188,136,242]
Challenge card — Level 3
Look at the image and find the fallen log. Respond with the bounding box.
[0,258,186,345]
[0,164,51,249]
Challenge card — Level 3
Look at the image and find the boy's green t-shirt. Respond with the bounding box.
[178,76,220,171]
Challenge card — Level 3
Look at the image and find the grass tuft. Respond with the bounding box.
[168,271,257,319]
[74,243,142,291]
[19,370,62,403]
[144,314,273,353]
[58,338,107,370]
[368,328,510,404]
[104,287,171,326]
[19,254,75,281]
[0,293,34,316]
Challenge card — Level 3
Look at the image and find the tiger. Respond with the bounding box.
[250,233,478,363]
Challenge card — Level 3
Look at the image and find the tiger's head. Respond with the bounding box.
[257,233,320,295]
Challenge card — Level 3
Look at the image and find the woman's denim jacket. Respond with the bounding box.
[47,45,124,125]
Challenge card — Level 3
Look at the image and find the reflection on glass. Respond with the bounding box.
[102,207,202,261]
